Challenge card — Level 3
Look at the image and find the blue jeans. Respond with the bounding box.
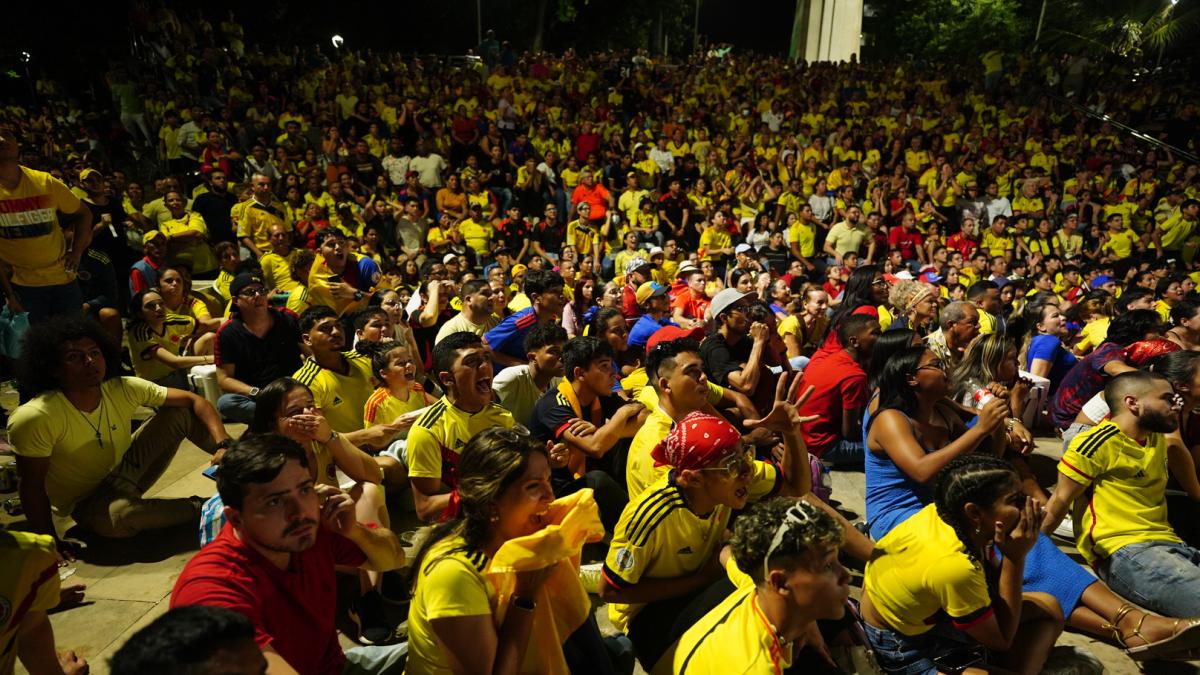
[217,393,257,424]
[1099,540,1200,618]
[822,439,864,465]
[861,621,982,675]
[343,643,407,674]
[14,282,82,324]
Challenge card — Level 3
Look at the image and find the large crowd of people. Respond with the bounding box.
[3,7,1200,674]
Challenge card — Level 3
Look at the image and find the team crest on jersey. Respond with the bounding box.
[0,595,10,626]
[614,547,635,571]
[332,395,343,406]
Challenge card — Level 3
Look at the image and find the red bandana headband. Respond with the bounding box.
[651,411,742,471]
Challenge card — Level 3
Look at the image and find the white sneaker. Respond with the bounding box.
[1053,515,1076,542]
[579,562,603,594]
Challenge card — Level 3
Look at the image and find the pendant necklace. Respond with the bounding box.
[75,400,107,448]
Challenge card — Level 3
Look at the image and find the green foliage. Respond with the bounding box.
[877,0,1032,59]
[1041,0,1200,60]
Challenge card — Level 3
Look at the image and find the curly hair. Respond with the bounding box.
[730,497,843,584]
[17,316,124,397]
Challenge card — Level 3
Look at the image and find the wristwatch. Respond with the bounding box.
[215,438,235,450]
[323,430,340,444]
[248,387,261,398]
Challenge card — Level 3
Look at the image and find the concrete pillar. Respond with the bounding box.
[792,0,863,63]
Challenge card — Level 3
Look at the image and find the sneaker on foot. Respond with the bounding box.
[579,562,602,594]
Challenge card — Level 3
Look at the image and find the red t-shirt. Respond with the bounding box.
[796,348,868,457]
[945,232,978,259]
[572,183,611,220]
[171,523,367,675]
[888,226,923,261]
[669,285,709,321]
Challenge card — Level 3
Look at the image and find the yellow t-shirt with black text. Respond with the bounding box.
[0,167,83,286]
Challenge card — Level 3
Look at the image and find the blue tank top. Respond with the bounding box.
[863,395,935,540]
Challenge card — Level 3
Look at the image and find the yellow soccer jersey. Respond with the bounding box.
[292,351,376,433]
[237,200,288,252]
[260,250,302,293]
[627,384,728,501]
[0,166,83,286]
[406,534,495,675]
[660,585,794,675]
[0,530,62,675]
[160,212,218,274]
[1059,420,1180,567]
[980,230,1014,257]
[603,468,780,631]
[788,221,816,258]
[1101,228,1140,259]
[699,227,731,262]
[128,315,196,383]
[406,397,515,488]
[864,504,992,636]
[363,385,428,440]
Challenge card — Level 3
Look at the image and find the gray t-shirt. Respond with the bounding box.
[493,364,559,429]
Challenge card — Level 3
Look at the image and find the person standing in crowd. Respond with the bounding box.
[0,123,93,323]
[11,317,232,550]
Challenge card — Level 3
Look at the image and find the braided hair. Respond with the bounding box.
[932,454,1018,589]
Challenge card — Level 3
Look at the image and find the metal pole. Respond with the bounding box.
[693,0,701,53]
[477,0,483,46]
[1034,0,1048,44]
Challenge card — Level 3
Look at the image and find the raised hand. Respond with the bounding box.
[745,372,817,434]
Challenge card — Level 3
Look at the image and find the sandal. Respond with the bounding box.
[1104,602,1200,661]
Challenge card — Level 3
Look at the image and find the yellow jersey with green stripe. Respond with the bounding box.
[1059,419,1179,567]
[127,314,196,383]
[0,531,62,675]
[406,396,515,489]
[406,533,494,675]
[292,351,375,433]
[286,285,312,315]
[603,469,780,632]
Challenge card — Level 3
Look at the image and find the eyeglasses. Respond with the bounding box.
[238,287,268,298]
[871,279,888,287]
[917,359,947,373]
[763,502,821,581]
[699,449,754,479]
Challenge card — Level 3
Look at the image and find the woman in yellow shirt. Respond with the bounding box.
[127,288,214,388]
[158,265,222,333]
[861,454,1060,674]
[406,427,600,675]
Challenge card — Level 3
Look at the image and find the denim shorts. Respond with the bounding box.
[861,621,984,675]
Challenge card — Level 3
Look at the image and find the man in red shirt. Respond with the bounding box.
[796,314,880,464]
[669,263,708,329]
[570,170,613,226]
[888,211,926,268]
[621,257,653,319]
[171,435,406,675]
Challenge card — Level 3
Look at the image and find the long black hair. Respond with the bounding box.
[246,377,309,436]
[876,345,928,418]
[823,264,881,342]
[867,327,917,391]
[933,454,1017,587]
